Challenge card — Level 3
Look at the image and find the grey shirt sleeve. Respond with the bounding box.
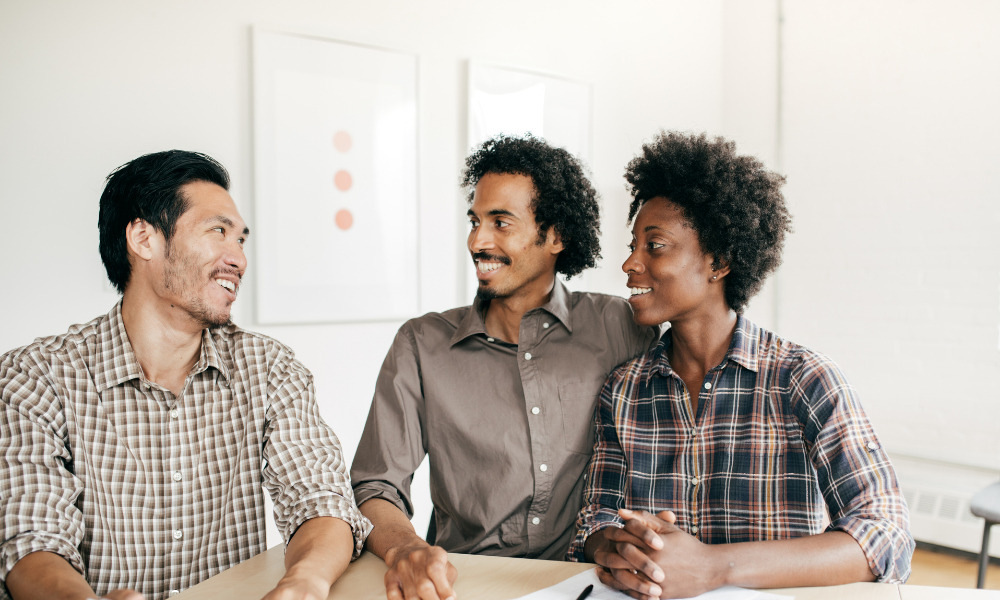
[350,323,427,519]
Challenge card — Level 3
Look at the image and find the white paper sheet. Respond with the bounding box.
[509,569,792,600]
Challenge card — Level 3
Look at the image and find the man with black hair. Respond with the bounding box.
[0,150,371,600]
[350,135,659,600]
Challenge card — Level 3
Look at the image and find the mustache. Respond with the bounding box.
[472,252,512,266]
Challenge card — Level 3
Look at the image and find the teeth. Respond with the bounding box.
[216,279,236,292]
[477,261,502,273]
[630,287,652,296]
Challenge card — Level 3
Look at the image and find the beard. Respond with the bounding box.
[162,246,234,329]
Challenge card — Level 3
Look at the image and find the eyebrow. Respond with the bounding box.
[467,208,517,218]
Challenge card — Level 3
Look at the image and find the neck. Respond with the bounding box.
[667,307,739,374]
[121,290,204,395]
[482,277,556,344]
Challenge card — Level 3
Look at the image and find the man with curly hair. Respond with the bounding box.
[568,132,913,598]
[351,135,660,600]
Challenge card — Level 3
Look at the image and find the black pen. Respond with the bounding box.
[574,583,594,600]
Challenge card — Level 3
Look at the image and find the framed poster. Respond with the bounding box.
[252,30,419,324]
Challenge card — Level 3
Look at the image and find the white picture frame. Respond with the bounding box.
[252,30,419,324]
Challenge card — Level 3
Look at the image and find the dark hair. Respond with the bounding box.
[625,131,792,313]
[98,150,230,294]
[461,134,601,278]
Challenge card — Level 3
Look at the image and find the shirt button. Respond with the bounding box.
[524,352,532,360]
[691,476,699,486]
[169,591,180,597]
[173,529,183,540]
[867,440,880,451]
[531,517,541,525]
[542,322,550,329]
[169,409,179,419]
[691,526,699,534]
[539,464,548,472]
[172,471,182,482]
[703,382,712,390]
[487,337,495,343]
[531,406,540,415]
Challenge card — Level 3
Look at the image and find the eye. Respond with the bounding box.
[469,219,480,230]
[647,242,664,250]
[237,236,246,247]
[627,243,636,252]
[495,219,510,229]
[212,226,225,235]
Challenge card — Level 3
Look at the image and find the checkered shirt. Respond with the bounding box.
[567,316,914,583]
[0,302,372,599]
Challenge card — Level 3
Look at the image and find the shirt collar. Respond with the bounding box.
[93,301,230,392]
[645,314,760,382]
[449,280,574,346]
[93,301,145,392]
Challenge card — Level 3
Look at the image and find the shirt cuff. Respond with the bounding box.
[829,515,914,583]
[282,494,374,560]
[0,532,86,596]
[566,505,624,562]
[353,482,413,519]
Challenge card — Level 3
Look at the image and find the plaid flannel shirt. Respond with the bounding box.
[568,316,913,583]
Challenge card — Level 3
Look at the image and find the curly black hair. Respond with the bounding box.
[625,131,792,313]
[462,134,600,278]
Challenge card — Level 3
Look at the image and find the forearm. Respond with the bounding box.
[282,517,355,587]
[6,551,96,600]
[359,498,428,562]
[714,531,874,589]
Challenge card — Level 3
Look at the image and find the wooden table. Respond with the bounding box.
[173,546,1000,600]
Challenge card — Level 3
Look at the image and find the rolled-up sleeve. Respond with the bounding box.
[262,351,372,559]
[0,350,87,596]
[350,324,428,518]
[794,353,914,583]
[567,370,630,562]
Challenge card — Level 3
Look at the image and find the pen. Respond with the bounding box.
[574,583,593,600]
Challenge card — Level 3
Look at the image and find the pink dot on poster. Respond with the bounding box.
[333,131,353,153]
[335,209,354,231]
[334,170,353,191]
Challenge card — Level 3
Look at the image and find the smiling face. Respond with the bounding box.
[153,180,249,328]
[623,197,725,327]
[467,172,563,303]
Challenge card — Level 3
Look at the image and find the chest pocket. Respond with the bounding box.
[557,379,606,455]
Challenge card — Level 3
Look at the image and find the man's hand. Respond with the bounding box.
[383,542,457,600]
[592,508,725,600]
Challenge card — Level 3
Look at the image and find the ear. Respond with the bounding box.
[545,227,565,255]
[125,218,161,262]
[709,256,731,280]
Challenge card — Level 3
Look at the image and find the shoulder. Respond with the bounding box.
[207,323,308,380]
[752,325,854,411]
[1,313,106,375]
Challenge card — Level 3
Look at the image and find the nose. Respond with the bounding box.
[226,240,248,274]
[622,250,643,274]
[469,224,494,253]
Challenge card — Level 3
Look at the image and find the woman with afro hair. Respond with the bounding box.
[568,132,913,598]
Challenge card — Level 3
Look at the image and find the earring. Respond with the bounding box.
[711,275,717,281]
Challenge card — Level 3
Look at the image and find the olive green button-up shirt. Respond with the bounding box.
[351,282,658,558]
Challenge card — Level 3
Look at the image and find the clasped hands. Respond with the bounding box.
[591,508,725,600]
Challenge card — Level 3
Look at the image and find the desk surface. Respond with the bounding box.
[174,545,1000,600]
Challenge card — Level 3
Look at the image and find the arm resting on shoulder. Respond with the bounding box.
[360,498,457,600]
[6,551,143,600]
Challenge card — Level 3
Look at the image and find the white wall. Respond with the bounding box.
[4,0,998,554]
[778,0,1000,471]
[0,0,726,540]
